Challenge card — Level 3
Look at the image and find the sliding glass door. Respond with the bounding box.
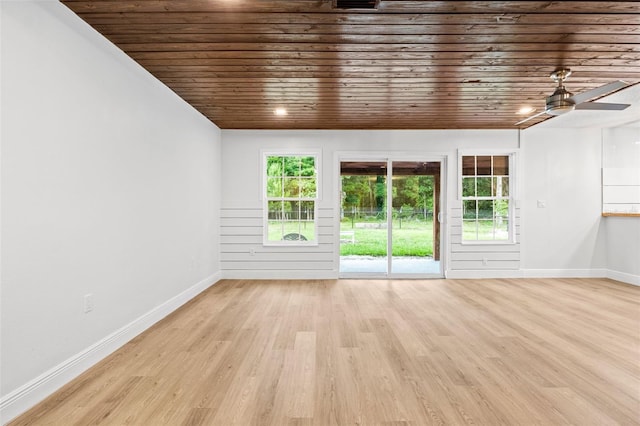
[390,161,441,275]
[339,159,443,277]
[339,161,388,274]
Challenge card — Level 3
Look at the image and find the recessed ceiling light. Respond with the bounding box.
[518,106,536,115]
[274,108,288,116]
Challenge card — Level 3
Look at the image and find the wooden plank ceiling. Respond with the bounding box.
[61,1,640,130]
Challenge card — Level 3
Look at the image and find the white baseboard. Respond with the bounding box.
[0,271,221,425]
[606,269,640,286]
[446,269,524,279]
[445,268,639,285]
[222,270,338,280]
[222,268,640,286]
[521,268,607,279]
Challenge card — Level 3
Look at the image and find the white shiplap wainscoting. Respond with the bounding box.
[220,207,337,279]
[447,202,521,278]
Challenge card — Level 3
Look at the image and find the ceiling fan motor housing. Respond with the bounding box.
[515,67,630,126]
[546,85,575,115]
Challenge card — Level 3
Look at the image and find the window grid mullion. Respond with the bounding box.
[461,154,512,243]
[265,154,317,244]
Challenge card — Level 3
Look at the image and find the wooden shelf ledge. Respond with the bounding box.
[602,212,640,217]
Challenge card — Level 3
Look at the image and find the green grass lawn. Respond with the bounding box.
[268,218,505,253]
[340,219,434,257]
[462,220,509,241]
[267,221,315,242]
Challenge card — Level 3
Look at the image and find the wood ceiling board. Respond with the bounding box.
[60,1,640,14]
[61,0,640,130]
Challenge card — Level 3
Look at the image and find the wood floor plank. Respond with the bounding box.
[8,278,640,425]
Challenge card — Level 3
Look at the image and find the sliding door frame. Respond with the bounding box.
[335,151,448,278]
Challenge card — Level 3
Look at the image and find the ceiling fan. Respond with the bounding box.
[515,68,631,125]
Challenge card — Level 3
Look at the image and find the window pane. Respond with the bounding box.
[477,177,492,197]
[300,157,316,177]
[267,220,285,241]
[494,199,509,221]
[283,177,300,197]
[267,157,284,177]
[299,201,315,221]
[494,176,509,197]
[476,220,495,240]
[478,200,493,218]
[492,176,509,198]
[463,220,478,240]
[300,177,316,197]
[266,177,283,197]
[278,201,315,242]
[493,155,509,175]
[283,230,304,241]
[462,177,475,198]
[462,156,475,176]
[283,200,296,219]
[463,200,477,219]
[267,200,284,241]
[281,221,315,242]
[495,216,509,240]
[477,156,492,175]
[297,201,315,240]
[267,200,284,220]
[283,156,301,176]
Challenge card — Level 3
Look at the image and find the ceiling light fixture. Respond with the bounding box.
[517,106,536,115]
[274,107,288,116]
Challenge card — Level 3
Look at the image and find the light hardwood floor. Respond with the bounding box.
[10,278,640,425]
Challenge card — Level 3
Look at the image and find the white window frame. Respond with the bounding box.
[262,151,320,246]
[458,150,517,244]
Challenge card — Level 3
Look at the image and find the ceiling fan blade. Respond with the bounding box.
[515,110,547,126]
[575,102,630,111]
[568,80,629,105]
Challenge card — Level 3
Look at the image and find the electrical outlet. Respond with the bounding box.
[482,257,488,266]
[537,200,547,208]
[83,294,94,313]
[249,248,256,256]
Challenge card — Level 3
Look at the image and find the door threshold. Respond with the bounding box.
[339,273,444,279]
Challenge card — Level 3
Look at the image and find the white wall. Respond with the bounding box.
[0,1,221,421]
[520,128,607,276]
[223,127,637,283]
[220,129,520,279]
